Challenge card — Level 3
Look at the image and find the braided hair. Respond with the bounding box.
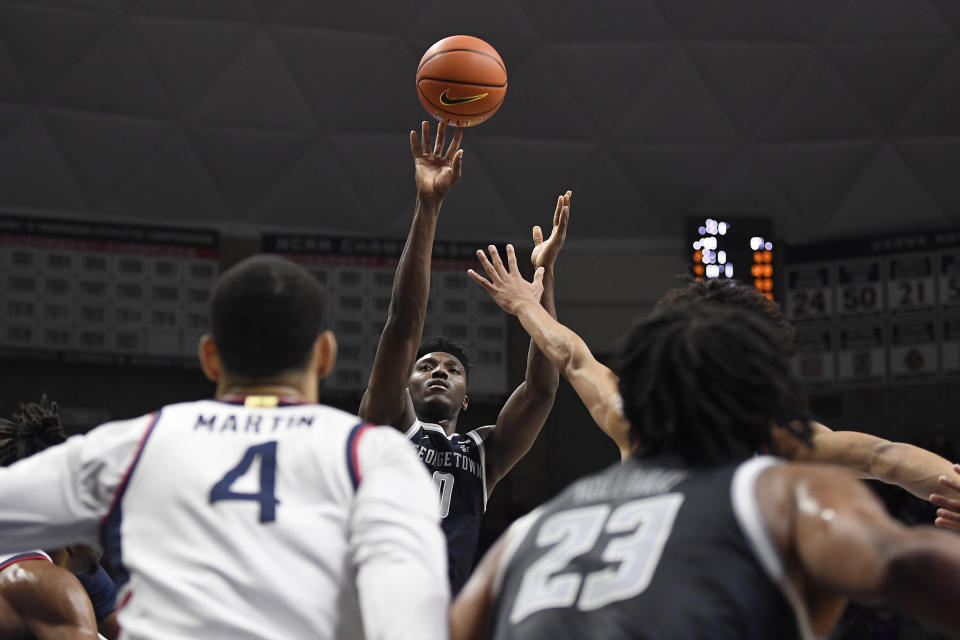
[0,395,68,466]
[612,301,812,467]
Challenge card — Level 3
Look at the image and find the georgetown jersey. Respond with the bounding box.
[405,418,488,594]
[0,398,448,640]
[492,456,816,640]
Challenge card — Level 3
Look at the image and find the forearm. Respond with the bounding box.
[521,266,560,397]
[385,197,440,336]
[871,440,956,500]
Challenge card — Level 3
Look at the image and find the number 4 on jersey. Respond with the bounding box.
[210,441,280,523]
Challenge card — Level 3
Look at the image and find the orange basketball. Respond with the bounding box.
[416,35,507,128]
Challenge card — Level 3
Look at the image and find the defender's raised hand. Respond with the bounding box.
[932,463,960,531]
[468,244,543,316]
[530,190,571,270]
[411,120,463,205]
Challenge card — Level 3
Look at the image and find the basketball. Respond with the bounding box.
[416,35,507,128]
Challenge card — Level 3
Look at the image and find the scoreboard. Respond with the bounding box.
[688,217,776,299]
[263,233,508,397]
[0,215,219,366]
[786,231,960,388]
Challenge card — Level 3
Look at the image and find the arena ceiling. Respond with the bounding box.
[1,0,959,246]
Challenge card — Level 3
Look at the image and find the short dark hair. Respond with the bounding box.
[655,278,796,352]
[0,396,67,466]
[211,255,328,378]
[613,301,812,467]
[417,337,470,377]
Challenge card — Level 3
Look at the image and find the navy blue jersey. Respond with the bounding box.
[492,456,813,640]
[405,419,488,595]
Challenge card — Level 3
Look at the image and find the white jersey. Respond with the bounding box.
[0,397,449,640]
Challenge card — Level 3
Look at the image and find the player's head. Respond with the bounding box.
[655,278,796,351]
[201,255,336,388]
[0,395,67,467]
[613,301,812,466]
[409,337,471,422]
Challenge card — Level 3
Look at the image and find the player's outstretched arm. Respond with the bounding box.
[763,463,960,639]
[349,428,449,639]
[359,121,463,431]
[772,421,960,503]
[468,218,632,462]
[4,561,100,640]
[478,193,569,486]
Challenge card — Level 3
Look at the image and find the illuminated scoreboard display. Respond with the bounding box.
[785,231,960,388]
[688,217,775,299]
[0,215,219,366]
[262,233,508,397]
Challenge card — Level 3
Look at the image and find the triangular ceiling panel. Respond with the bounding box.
[252,138,378,232]
[271,0,396,33]
[0,113,86,210]
[897,138,960,221]
[107,129,228,221]
[824,144,946,236]
[757,50,877,141]
[129,0,258,20]
[189,125,314,211]
[191,32,315,129]
[900,45,960,136]
[788,0,848,38]
[929,0,960,33]
[335,39,425,133]
[548,42,670,131]
[52,22,173,117]
[613,142,739,232]
[827,0,952,41]
[427,148,522,242]
[826,42,950,130]
[475,50,593,140]
[523,0,671,40]
[132,18,256,114]
[651,0,807,40]
[0,6,116,99]
[408,0,540,41]
[0,104,28,139]
[470,137,595,232]
[0,38,29,101]
[272,27,392,129]
[693,150,794,220]
[42,109,171,206]
[755,140,880,236]
[687,43,809,136]
[616,49,739,142]
[329,133,420,234]
[567,149,663,236]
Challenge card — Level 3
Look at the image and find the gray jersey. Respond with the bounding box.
[492,456,816,640]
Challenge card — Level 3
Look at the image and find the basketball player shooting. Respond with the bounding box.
[468,253,960,522]
[0,255,449,640]
[451,302,960,640]
[359,120,564,595]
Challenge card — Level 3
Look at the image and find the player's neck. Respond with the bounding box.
[216,377,317,404]
[419,412,458,435]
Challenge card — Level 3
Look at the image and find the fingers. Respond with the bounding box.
[466,268,494,294]
[410,130,421,158]
[451,148,463,179]
[935,507,960,529]
[421,121,430,155]
[475,249,499,281]
[444,129,464,161]
[557,205,569,236]
[433,120,446,156]
[505,243,520,274]
[553,194,563,224]
[931,493,960,512]
[940,472,960,493]
[532,266,545,290]
[532,225,544,246]
[487,245,508,279]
